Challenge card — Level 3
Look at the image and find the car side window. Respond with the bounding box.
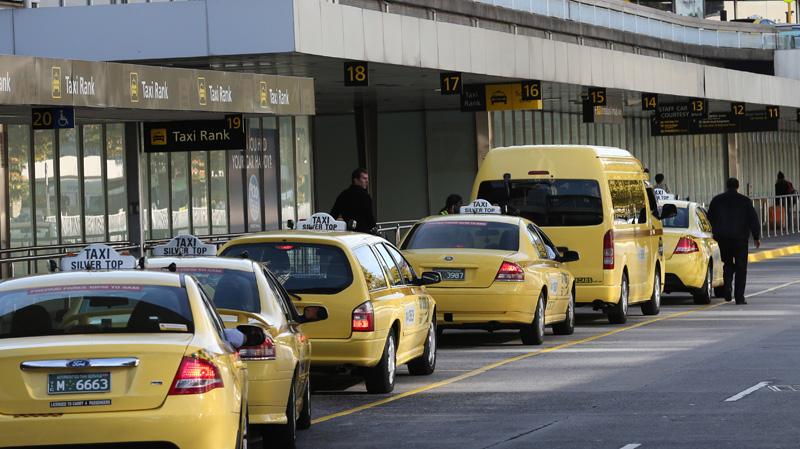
[697,208,713,233]
[529,224,558,260]
[197,284,228,343]
[384,244,417,284]
[263,268,301,322]
[526,224,547,259]
[353,246,389,291]
[609,180,648,224]
[374,244,403,286]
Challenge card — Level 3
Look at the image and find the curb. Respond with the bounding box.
[749,244,800,263]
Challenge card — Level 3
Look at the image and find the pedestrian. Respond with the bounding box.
[330,168,377,234]
[707,178,761,305]
[775,171,795,197]
[439,194,463,215]
[654,173,670,193]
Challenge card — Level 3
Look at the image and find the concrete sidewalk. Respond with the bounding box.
[749,234,800,262]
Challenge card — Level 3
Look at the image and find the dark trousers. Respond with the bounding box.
[716,238,750,302]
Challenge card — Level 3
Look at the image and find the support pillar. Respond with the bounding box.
[354,94,379,213]
[476,112,491,167]
[124,122,143,257]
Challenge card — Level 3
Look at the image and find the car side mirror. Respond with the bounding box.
[236,324,267,348]
[659,204,678,220]
[559,250,580,263]
[223,328,246,349]
[412,271,442,286]
[298,305,328,324]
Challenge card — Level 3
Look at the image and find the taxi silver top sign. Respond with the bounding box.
[61,244,137,271]
[653,188,676,201]
[460,199,501,215]
[297,213,347,231]
[153,234,217,257]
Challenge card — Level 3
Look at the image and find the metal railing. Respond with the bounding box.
[752,194,800,239]
[376,220,418,246]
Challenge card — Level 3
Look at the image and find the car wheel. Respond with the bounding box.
[296,379,311,430]
[364,331,397,394]
[641,272,661,316]
[692,263,713,305]
[265,384,297,449]
[408,319,437,375]
[608,272,629,324]
[520,292,545,345]
[551,287,575,336]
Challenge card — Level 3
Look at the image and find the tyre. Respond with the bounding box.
[408,319,437,375]
[296,379,311,430]
[520,292,545,345]
[265,385,296,449]
[641,271,661,316]
[608,272,629,324]
[551,286,575,336]
[364,331,397,394]
[692,263,713,305]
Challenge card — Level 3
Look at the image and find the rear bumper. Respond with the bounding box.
[307,334,386,368]
[575,284,621,305]
[0,393,240,449]
[665,254,705,290]
[426,286,537,326]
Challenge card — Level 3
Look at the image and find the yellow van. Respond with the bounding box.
[472,145,676,324]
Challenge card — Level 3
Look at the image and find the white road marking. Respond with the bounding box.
[619,444,642,449]
[725,381,771,402]
[746,280,800,298]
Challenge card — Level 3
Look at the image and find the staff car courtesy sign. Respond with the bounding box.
[460,199,501,215]
[153,234,217,257]
[61,244,137,271]
[297,213,346,231]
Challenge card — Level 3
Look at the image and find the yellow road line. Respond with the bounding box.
[312,253,800,425]
[749,244,800,263]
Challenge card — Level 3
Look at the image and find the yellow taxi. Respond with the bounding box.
[659,200,724,304]
[218,213,440,394]
[0,244,253,449]
[147,235,327,448]
[399,201,578,345]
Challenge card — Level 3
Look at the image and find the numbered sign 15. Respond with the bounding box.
[344,61,369,87]
[642,93,658,111]
[521,80,542,101]
[440,72,461,95]
[588,87,606,106]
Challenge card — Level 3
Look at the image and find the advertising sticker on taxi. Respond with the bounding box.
[297,213,346,231]
[61,244,137,271]
[152,234,217,257]
[460,199,501,215]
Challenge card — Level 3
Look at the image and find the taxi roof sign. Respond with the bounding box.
[460,199,501,215]
[61,244,137,272]
[653,188,676,201]
[153,234,217,257]
[297,213,347,231]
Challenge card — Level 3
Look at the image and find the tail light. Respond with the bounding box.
[495,261,525,281]
[603,230,615,269]
[238,334,276,361]
[168,357,224,395]
[674,237,699,254]
[352,301,374,332]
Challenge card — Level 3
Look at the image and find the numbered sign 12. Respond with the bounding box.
[440,72,462,95]
[344,61,369,87]
[731,102,746,117]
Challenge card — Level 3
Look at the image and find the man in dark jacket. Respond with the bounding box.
[330,168,377,234]
[707,178,761,304]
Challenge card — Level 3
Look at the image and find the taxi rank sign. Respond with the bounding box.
[61,244,137,271]
[143,115,245,152]
[153,234,217,257]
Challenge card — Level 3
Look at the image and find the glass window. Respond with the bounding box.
[83,125,105,242]
[353,246,388,291]
[384,244,416,284]
[106,124,127,242]
[191,151,209,236]
[0,284,194,338]
[8,125,32,276]
[402,221,520,251]
[172,267,259,313]
[263,269,302,322]
[526,224,547,259]
[477,179,603,227]
[374,243,402,286]
[59,128,81,244]
[295,116,312,220]
[697,207,712,233]
[219,242,353,295]
[279,116,296,226]
[661,206,690,228]
[492,112,503,148]
[34,130,57,246]
[209,151,228,234]
[149,153,170,239]
[608,180,647,225]
[171,152,190,235]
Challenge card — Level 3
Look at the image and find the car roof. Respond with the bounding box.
[416,214,523,226]
[0,270,183,292]
[490,145,634,159]
[660,200,696,208]
[147,256,257,272]
[222,230,388,249]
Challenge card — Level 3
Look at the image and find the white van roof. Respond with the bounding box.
[493,145,633,159]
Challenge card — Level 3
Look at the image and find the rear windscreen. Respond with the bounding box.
[0,285,193,339]
[220,243,353,294]
[661,207,690,228]
[173,268,260,313]
[402,221,519,251]
[477,179,603,226]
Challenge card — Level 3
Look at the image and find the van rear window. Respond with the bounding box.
[477,179,603,227]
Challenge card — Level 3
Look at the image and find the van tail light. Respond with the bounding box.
[674,237,699,254]
[168,357,224,395]
[238,334,276,361]
[352,301,374,332]
[603,230,615,270]
[495,261,525,281]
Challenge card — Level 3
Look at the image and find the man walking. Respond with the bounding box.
[707,178,761,304]
[331,168,377,234]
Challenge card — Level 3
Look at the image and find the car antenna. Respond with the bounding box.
[138,257,145,269]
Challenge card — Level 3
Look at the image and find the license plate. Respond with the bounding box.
[435,268,465,281]
[48,372,110,395]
